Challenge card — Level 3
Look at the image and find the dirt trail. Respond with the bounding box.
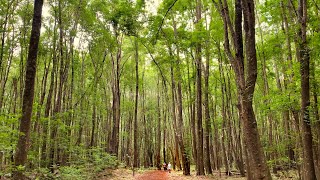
[101,169,247,180]
[134,170,225,180]
[135,170,168,180]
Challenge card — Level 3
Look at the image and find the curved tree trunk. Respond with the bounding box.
[216,0,272,178]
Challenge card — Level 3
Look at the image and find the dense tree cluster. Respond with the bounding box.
[0,0,319,179]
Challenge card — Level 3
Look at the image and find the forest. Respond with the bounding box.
[0,0,319,179]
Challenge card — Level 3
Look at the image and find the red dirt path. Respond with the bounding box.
[135,170,169,180]
[102,168,247,180]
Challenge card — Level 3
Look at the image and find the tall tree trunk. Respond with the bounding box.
[49,0,65,171]
[33,56,50,134]
[203,31,212,175]
[297,0,316,178]
[218,56,231,176]
[163,84,167,164]
[110,30,122,156]
[76,52,86,146]
[216,0,272,178]
[169,61,181,171]
[13,0,44,179]
[311,54,320,172]
[133,37,139,168]
[143,89,149,168]
[155,78,161,170]
[41,43,57,167]
[172,17,191,175]
[241,0,271,178]
[195,0,205,175]
[186,57,197,166]
[90,56,99,149]
[256,8,278,173]
[90,102,96,148]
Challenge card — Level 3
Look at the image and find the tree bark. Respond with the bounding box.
[172,17,191,175]
[170,61,181,171]
[297,0,317,178]
[155,78,161,170]
[49,0,66,171]
[110,30,122,156]
[203,32,212,175]
[133,37,139,168]
[216,0,272,178]
[195,0,205,175]
[13,0,44,179]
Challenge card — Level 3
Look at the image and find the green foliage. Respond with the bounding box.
[90,148,119,170]
[1,0,319,177]
[30,148,119,179]
[0,114,19,152]
[59,166,88,180]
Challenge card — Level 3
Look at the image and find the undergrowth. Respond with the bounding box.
[2,147,119,180]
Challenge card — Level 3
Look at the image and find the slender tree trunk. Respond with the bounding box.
[172,17,191,175]
[143,90,149,168]
[170,62,181,171]
[218,55,231,176]
[13,0,44,179]
[163,84,167,164]
[33,56,50,134]
[110,31,122,156]
[41,48,57,167]
[155,78,161,170]
[49,0,65,171]
[89,56,99,149]
[133,37,139,168]
[311,56,320,172]
[195,0,204,175]
[90,102,96,148]
[203,34,212,175]
[186,57,197,166]
[76,52,86,146]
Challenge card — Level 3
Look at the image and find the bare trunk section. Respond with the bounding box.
[186,57,197,166]
[155,79,161,170]
[13,0,44,179]
[203,32,212,175]
[297,0,316,178]
[195,0,204,175]
[172,17,191,175]
[133,37,139,168]
[215,0,272,178]
[49,0,66,171]
[143,90,149,168]
[170,62,181,171]
[110,30,122,156]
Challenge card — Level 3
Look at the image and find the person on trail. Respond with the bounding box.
[163,162,167,171]
[167,162,171,173]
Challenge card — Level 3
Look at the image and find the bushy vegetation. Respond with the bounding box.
[1,147,118,179]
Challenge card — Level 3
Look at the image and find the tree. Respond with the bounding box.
[297,0,317,178]
[13,0,44,179]
[195,0,205,175]
[214,0,272,178]
[133,37,139,168]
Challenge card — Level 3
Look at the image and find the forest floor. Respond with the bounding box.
[99,168,247,180]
